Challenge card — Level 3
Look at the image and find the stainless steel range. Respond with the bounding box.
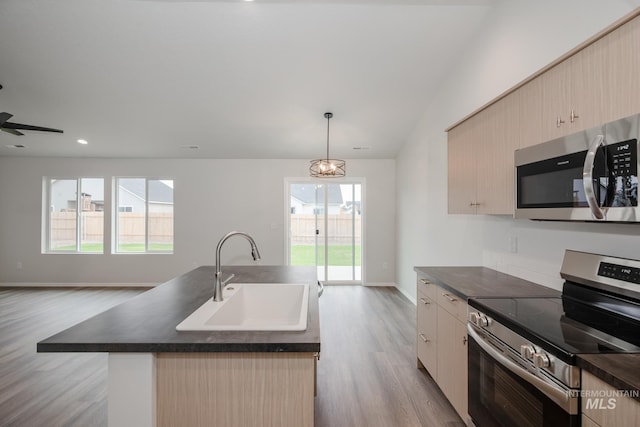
[467,250,640,427]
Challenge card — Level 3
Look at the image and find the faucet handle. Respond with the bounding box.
[221,273,235,287]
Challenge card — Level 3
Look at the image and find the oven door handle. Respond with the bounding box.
[583,134,606,220]
[467,324,577,414]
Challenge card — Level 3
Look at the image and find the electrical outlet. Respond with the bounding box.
[16,261,23,270]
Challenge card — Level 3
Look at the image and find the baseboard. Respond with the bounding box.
[364,281,397,287]
[395,284,416,305]
[0,282,157,288]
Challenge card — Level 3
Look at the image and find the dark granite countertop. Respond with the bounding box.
[414,266,561,299]
[37,265,321,353]
[578,354,640,400]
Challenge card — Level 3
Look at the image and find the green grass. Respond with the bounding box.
[290,245,361,266]
[50,243,173,253]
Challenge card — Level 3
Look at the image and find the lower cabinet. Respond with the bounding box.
[416,275,468,422]
[436,305,468,419]
[582,371,640,427]
[416,286,437,375]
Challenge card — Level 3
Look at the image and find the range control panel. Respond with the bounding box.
[598,262,640,284]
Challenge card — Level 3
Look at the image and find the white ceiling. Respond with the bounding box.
[0,0,495,159]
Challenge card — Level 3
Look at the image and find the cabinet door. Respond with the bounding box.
[436,305,468,420]
[582,371,640,427]
[448,116,477,214]
[605,15,640,121]
[519,76,543,149]
[476,94,519,215]
[416,291,437,377]
[571,36,609,132]
[541,59,573,141]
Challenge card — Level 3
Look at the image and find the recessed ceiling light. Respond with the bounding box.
[180,145,200,150]
[352,146,371,150]
[5,144,26,149]
[77,139,88,145]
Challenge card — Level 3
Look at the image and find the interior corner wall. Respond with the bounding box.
[396,0,640,299]
[0,157,395,286]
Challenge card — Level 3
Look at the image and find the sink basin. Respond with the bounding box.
[176,283,309,331]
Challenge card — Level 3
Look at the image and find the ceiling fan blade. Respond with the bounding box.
[1,121,63,133]
[0,127,24,136]
[0,112,13,126]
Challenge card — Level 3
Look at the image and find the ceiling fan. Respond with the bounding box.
[0,112,64,136]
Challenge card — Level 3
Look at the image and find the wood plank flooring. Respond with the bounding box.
[0,287,147,427]
[0,285,464,427]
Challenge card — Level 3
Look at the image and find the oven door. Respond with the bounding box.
[467,325,579,427]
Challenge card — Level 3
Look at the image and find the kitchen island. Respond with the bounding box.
[37,265,321,427]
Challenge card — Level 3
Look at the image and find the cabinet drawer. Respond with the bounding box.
[437,286,467,321]
[417,276,437,300]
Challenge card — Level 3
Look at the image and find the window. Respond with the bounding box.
[115,178,174,253]
[45,177,105,253]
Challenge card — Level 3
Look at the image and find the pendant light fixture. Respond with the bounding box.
[310,112,346,178]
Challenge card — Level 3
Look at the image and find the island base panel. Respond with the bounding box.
[156,352,315,427]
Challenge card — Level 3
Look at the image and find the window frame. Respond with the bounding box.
[113,177,174,254]
[43,176,105,254]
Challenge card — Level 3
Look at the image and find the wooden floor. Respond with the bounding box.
[0,285,464,427]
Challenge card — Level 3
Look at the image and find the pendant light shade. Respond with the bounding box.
[310,112,346,178]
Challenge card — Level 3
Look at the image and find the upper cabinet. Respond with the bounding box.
[448,92,520,215]
[448,12,640,216]
[518,77,543,149]
[604,15,640,122]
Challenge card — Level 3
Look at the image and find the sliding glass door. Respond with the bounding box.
[288,180,362,284]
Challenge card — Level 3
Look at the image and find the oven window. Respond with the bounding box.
[469,338,578,427]
[487,362,543,427]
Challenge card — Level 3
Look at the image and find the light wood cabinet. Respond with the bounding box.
[541,35,610,141]
[542,14,640,141]
[603,15,640,122]
[448,12,640,215]
[156,352,316,427]
[448,115,478,215]
[436,304,468,420]
[416,287,437,375]
[416,274,468,421]
[581,370,640,427]
[448,93,519,215]
[518,76,543,149]
[476,94,519,215]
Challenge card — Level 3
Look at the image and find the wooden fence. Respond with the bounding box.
[290,214,361,245]
[50,212,174,246]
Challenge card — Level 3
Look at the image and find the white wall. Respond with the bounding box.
[396,0,640,300]
[0,157,395,286]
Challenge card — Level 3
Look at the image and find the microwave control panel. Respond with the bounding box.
[608,139,637,177]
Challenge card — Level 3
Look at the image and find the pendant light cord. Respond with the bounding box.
[324,111,333,161]
[326,115,330,161]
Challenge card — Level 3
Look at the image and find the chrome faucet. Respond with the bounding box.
[214,231,261,302]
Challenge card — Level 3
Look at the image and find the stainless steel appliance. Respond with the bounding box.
[515,113,639,221]
[467,250,640,427]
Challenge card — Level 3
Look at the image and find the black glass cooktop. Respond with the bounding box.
[468,295,640,364]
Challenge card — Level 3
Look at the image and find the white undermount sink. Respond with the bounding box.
[176,283,309,331]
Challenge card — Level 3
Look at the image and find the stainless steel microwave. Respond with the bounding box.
[515,113,639,222]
